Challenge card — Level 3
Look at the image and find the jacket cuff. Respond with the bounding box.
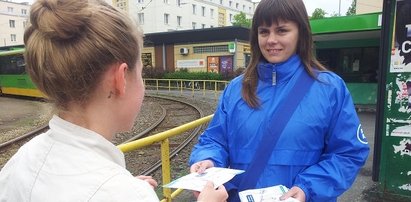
[294,183,311,202]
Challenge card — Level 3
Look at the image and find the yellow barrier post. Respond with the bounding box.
[202,81,206,97]
[191,80,194,97]
[161,138,172,202]
[180,80,183,95]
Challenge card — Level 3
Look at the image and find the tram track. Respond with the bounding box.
[0,95,208,188]
[0,124,49,150]
[122,95,205,181]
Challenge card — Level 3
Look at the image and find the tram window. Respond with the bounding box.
[0,55,26,74]
[317,47,378,83]
[317,49,339,72]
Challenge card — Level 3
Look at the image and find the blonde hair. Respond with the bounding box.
[24,0,143,109]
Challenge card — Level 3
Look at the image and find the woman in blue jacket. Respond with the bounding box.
[189,0,370,201]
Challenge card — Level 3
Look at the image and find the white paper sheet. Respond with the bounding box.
[239,185,301,202]
[163,167,244,192]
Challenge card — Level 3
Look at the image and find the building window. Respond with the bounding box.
[236,3,239,9]
[202,24,206,29]
[220,0,223,5]
[192,22,196,29]
[21,9,27,15]
[138,13,144,24]
[193,45,229,53]
[243,5,245,11]
[163,0,169,4]
[23,20,28,28]
[11,34,16,42]
[202,6,205,16]
[229,1,232,7]
[229,14,233,22]
[177,0,181,6]
[177,16,182,26]
[7,7,13,13]
[210,8,214,18]
[9,20,15,28]
[192,4,196,15]
[164,13,170,24]
[138,0,144,3]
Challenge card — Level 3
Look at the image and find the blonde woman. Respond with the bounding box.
[0,0,227,201]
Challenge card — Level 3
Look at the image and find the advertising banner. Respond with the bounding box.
[207,56,219,73]
[220,56,233,75]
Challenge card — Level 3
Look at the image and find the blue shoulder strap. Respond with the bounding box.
[238,69,315,191]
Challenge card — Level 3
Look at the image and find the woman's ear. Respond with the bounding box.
[114,63,128,96]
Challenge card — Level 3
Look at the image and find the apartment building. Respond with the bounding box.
[0,0,30,48]
[356,0,383,14]
[112,0,256,33]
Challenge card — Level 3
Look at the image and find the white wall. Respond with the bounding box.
[0,0,30,47]
[123,0,255,34]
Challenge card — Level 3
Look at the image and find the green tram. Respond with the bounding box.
[0,48,43,98]
[311,12,381,105]
[0,12,381,104]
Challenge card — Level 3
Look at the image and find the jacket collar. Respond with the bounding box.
[257,54,302,85]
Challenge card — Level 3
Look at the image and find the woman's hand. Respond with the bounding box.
[280,186,306,202]
[190,159,214,174]
[197,181,228,202]
[136,175,158,189]
[190,160,215,197]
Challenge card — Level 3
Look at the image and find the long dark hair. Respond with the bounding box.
[242,0,327,108]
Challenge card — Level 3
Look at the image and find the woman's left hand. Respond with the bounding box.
[280,186,306,202]
[136,175,158,189]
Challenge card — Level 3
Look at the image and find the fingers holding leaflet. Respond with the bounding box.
[136,175,158,189]
[198,181,228,202]
[280,186,305,202]
[190,160,214,174]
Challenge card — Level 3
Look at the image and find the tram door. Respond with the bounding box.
[374,0,411,200]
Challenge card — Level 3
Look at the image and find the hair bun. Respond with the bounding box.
[30,0,91,40]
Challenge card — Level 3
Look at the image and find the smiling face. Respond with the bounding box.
[258,20,299,63]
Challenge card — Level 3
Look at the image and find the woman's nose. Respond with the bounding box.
[267,32,277,44]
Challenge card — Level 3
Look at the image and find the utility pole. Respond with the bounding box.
[339,0,341,16]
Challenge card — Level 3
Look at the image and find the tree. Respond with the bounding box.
[232,12,251,28]
[310,8,326,19]
[346,0,356,16]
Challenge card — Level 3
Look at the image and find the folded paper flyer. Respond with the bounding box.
[163,167,244,192]
[239,185,301,202]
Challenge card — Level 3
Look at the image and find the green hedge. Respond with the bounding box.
[163,70,223,80]
[142,67,245,81]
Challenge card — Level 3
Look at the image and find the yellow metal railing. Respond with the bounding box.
[117,114,214,202]
[143,78,229,99]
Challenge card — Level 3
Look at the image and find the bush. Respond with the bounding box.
[163,70,223,80]
[142,67,165,79]
[144,67,246,81]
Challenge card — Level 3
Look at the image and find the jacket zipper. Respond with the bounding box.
[272,65,277,86]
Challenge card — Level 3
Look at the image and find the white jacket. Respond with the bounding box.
[0,115,159,202]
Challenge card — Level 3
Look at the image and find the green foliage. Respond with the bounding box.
[163,69,223,80]
[330,12,341,17]
[232,12,251,28]
[311,8,326,19]
[142,67,165,79]
[346,0,356,16]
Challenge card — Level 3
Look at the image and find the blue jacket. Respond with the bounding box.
[189,55,370,201]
